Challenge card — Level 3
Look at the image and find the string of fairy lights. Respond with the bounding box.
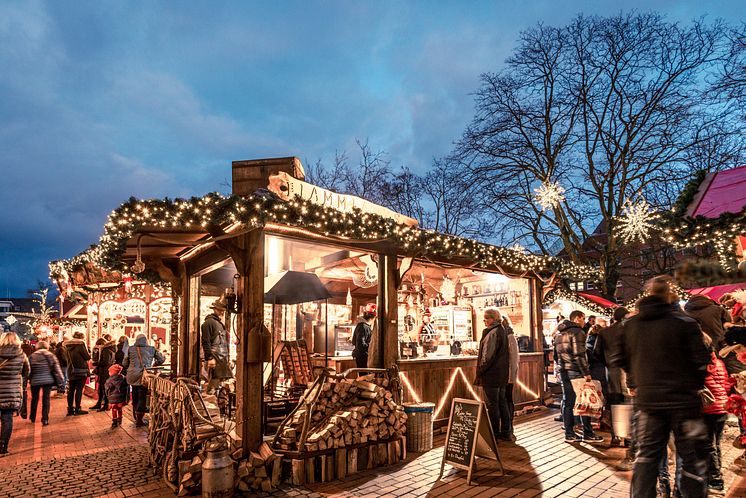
[49,192,600,284]
[542,288,612,315]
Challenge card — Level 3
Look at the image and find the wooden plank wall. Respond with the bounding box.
[398,353,545,424]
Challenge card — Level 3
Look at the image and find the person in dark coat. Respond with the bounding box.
[554,310,603,443]
[55,337,69,393]
[104,363,129,428]
[63,331,91,416]
[685,295,732,350]
[0,332,30,456]
[90,335,116,411]
[602,306,630,447]
[475,308,512,441]
[28,341,64,425]
[123,333,164,427]
[352,309,376,369]
[201,298,233,393]
[115,336,129,366]
[617,276,710,498]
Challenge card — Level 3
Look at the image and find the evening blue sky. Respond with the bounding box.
[0,0,742,297]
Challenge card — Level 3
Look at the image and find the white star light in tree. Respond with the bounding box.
[534,182,566,210]
[617,198,659,244]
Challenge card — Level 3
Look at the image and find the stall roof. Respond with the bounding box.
[577,292,618,309]
[688,165,746,219]
[50,189,598,290]
[687,282,746,302]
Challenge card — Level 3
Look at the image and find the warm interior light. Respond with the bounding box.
[399,372,422,403]
[516,378,540,398]
[433,368,460,419]
[457,367,482,402]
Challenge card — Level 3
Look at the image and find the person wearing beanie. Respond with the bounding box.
[104,363,128,428]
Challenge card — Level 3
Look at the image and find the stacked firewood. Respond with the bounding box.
[275,374,407,452]
[236,442,282,493]
[177,454,204,496]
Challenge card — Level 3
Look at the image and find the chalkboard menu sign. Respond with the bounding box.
[444,400,479,467]
[438,398,503,485]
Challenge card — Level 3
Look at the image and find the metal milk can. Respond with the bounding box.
[202,447,235,498]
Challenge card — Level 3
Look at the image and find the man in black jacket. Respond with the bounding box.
[618,277,710,498]
[554,310,603,443]
[201,298,233,394]
[475,309,512,441]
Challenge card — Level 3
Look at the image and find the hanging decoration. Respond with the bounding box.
[440,275,456,304]
[616,198,660,244]
[345,288,352,307]
[534,181,566,211]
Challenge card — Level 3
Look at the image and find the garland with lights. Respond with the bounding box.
[50,192,600,286]
[543,288,614,316]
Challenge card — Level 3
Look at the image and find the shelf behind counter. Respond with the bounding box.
[397,352,545,424]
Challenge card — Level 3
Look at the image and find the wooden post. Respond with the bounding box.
[187,274,201,377]
[383,253,400,369]
[177,262,190,377]
[234,229,265,452]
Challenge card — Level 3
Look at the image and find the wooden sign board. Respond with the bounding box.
[438,398,503,485]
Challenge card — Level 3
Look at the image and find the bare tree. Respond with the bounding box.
[421,159,492,238]
[454,13,740,298]
[304,150,349,192]
[379,166,433,227]
[711,22,746,117]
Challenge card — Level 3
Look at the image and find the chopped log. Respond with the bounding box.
[261,479,272,492]
[305,457,316,484]
[249,451,264,468]
[291,459,305,485]
[347,448,358,475]
[271,457,282,486]
[335,448,347,480]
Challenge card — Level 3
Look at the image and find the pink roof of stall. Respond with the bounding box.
[688,165,746,219]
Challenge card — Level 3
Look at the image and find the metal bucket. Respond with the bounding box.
[611,404,634,439]
[403,402,435,452]
[202,448,235,498]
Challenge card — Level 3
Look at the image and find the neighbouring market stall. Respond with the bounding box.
[50,157,598,490]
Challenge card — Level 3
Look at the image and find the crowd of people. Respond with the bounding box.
[551,276,746,498]
[0,331,164,457]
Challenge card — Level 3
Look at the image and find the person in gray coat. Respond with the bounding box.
[0,332,30,456]
[28,341,64,425]
[123,333,164,427]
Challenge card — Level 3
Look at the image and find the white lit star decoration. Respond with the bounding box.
[534,182,566,210]
[617,198,660,244]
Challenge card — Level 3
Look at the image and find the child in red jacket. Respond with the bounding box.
[702,333,729,494]
[104,364,129,428]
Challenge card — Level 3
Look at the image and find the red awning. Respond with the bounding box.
[578,292,619,309]
[690,165,746,218]
[687,283,746,302]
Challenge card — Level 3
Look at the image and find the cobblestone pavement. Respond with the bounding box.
[2,394,746,497]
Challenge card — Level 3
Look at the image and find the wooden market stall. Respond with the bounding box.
[50,156,595,472]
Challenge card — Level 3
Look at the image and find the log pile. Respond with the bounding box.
[275,374,407,453]
[236,442,282,493]
[177,454,204,496]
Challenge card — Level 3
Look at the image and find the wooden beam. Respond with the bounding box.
[235,229,265,452]
[178,262,190,377]
[188,274,201,377]
[384,253,400,369]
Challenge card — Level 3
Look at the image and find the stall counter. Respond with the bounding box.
[398,352,545,424]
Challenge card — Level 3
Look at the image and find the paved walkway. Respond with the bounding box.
[2,394,746,497]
